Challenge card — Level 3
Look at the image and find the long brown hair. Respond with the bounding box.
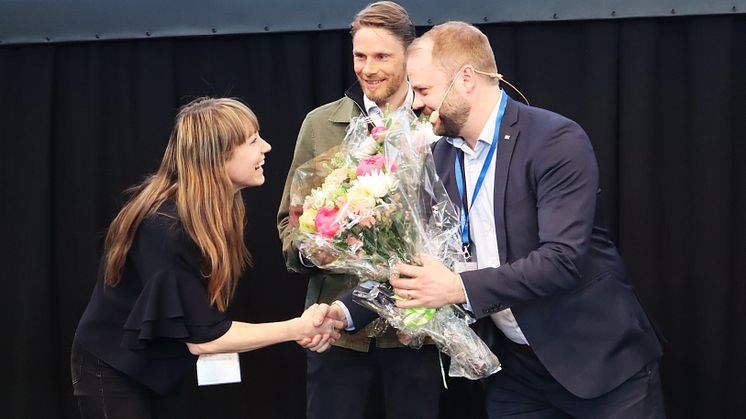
[104,97,256,312]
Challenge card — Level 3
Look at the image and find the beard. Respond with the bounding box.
[358,68,406,105]
[433,93,470,137]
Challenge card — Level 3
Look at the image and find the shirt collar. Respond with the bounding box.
[476,91,503,146]
[363,83,414,116]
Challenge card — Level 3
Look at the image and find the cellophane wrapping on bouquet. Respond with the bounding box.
[288,108,501,379]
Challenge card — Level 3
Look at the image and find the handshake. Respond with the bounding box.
[295,303,348,353]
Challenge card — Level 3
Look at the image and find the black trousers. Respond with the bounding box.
[484,341,666,419]
[70,339,188,419]
[306,343,442,419]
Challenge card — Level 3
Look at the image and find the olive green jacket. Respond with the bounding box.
[277,85,403,351]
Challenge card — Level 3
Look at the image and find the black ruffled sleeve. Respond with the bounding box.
[120,213,232,351]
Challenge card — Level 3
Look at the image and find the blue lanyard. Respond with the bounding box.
[454,92,508,253]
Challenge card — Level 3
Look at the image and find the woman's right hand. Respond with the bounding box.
[296,303,345,352]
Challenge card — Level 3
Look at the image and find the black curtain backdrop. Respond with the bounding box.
[1,14,744,419]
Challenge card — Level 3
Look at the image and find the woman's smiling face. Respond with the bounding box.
[225,129,272,190]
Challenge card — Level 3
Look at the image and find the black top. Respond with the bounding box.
[75,200,232,394]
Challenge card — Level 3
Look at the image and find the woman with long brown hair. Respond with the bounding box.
[71,97,341,418]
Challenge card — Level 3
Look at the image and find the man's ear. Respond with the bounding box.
[460,65,478,93]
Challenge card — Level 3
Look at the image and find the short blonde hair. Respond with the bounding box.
[415,21,498,83]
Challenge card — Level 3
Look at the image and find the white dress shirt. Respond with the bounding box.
[363,85,414,126]
[447,92,529,345]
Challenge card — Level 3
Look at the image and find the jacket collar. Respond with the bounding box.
[344,81,366,111]
[325,82,366,124]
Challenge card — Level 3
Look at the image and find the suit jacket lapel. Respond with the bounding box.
[493,96,520,265]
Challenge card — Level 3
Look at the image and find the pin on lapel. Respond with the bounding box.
[504,135,511,141]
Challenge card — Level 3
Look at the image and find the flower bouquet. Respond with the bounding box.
[288,108,501,379]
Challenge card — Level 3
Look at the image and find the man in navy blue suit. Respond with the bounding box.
[332,21,666,418]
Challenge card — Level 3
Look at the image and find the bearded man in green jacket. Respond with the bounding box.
[276,2,441,419]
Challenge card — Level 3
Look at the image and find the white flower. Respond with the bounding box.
[310,187,329,208]
[352,136,378,158]
[345,185,376,215]
[352,171,398,198]
[413,121,439,146]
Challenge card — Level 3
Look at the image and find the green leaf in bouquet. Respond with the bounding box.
[402,307,436,327]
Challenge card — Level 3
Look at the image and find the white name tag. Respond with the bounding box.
[196,353,241,386]
[454,261,478,273]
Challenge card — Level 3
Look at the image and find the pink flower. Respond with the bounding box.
[356,155,397,177]
[371,126,388,142]
[314,207,341,238]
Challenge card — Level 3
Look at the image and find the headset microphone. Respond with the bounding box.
[427,67,528,126]
[428,72,460,126]
[473,69,529,106]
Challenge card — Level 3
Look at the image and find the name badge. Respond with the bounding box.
[196,353,241,386]
[454,261,478,273]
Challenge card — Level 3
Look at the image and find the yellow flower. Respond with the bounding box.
[322,167,348,189]
[298,208,318,233]
[345,185,376,216]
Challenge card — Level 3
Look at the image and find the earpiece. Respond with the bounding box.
[474,70,529,105]
[428,67,529,126]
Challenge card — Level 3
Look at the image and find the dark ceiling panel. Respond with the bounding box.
[1,0,744,45]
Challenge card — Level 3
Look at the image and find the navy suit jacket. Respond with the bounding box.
[343,95,662,398]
